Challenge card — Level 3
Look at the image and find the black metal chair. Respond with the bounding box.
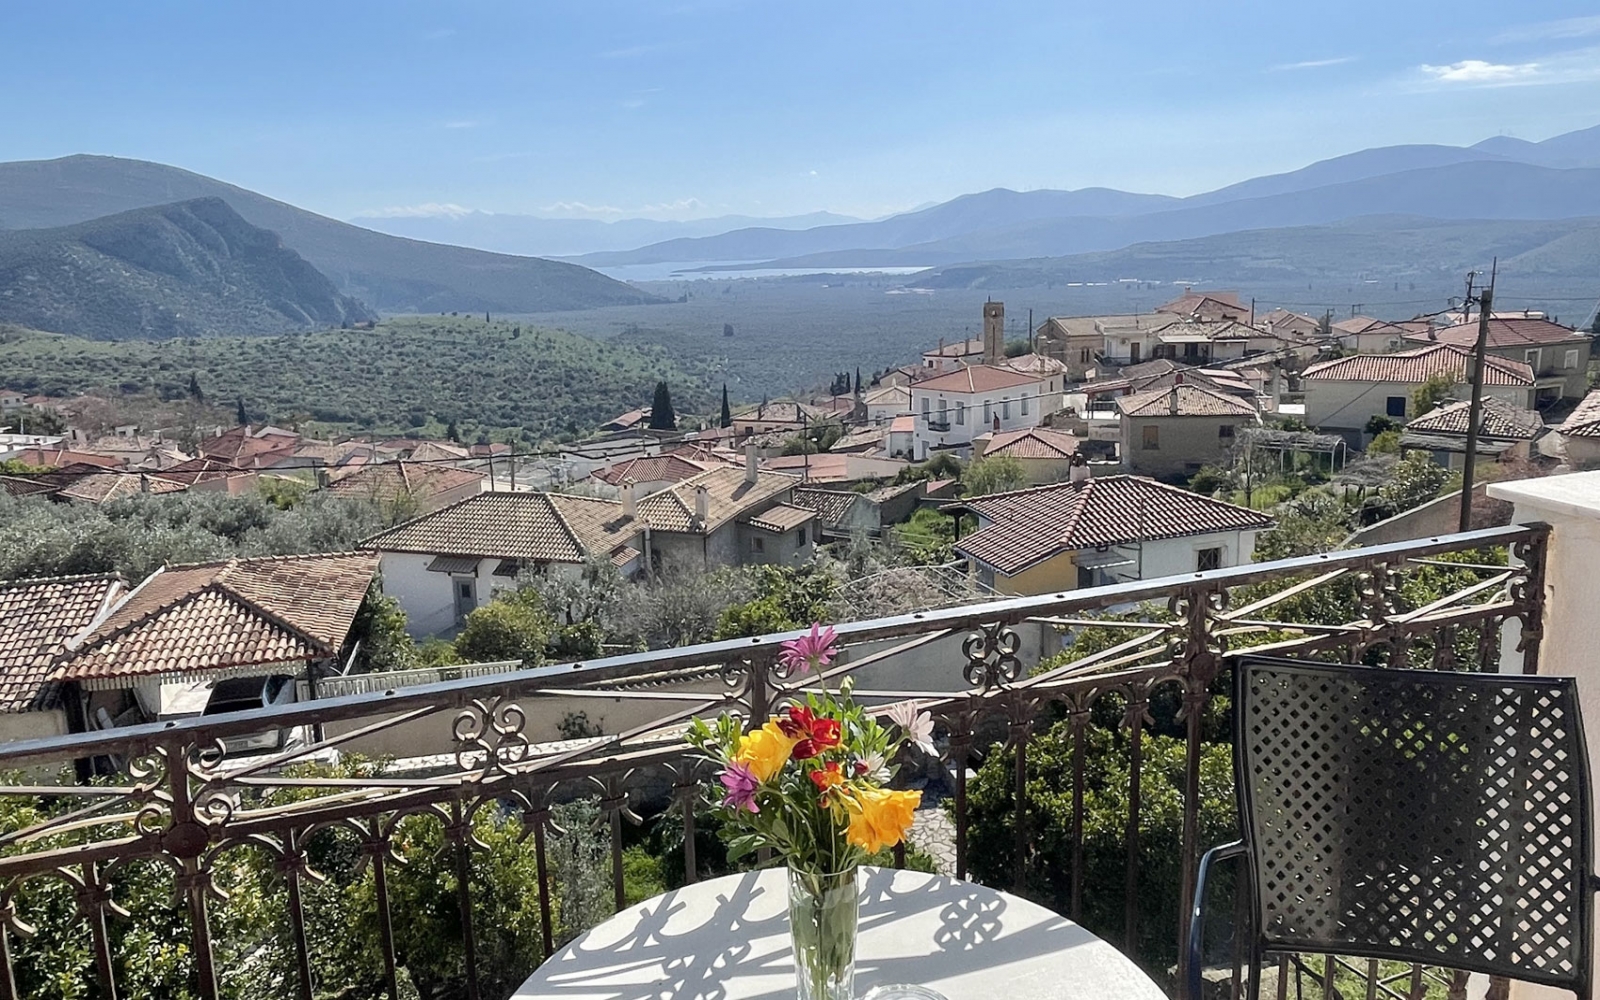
[1188,656,1598,999]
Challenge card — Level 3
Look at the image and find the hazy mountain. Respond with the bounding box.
[903,215,1600,290]
[571,186,1181,266]
[346,210,864,257]
[0,155,664,312]
[576,122,1600,267]
[1472,123,1600,168]
[0,198,374,339]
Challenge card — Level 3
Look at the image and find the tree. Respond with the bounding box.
[1411,373,1458,419]
[713,564,838,640]
[720,384,732,428]
[1364,414,1400,437]
[1590,311,1600,336]
[963,455,1027,497]
[446,417,460,443]
[1367,430,1402,454]
[453,590,554,664]
[854,367,862,394]
[649,382,677,430]
[723,323,735,338]
[188,372,204,403]
[347,583,420,672]
[235,397,248,426]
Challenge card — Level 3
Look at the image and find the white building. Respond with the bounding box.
[908,365,1059,460]
[1302,343,1536,438]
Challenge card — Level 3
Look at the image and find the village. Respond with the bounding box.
[1,287,1596,759]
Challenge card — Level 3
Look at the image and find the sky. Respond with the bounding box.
[2,1,1599,223]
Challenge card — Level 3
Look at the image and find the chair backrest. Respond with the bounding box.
[1236,657,1594,994]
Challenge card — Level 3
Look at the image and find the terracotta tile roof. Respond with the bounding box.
[159,457,255,487]
[636,467,799,532]
[760,454,852,483]
[57,472,189,504]
[1153,319,1257,343]
[197,426,296,467]
[53,553,378,684]
[546,494,647,563]
[979,427,1082,460]
[0,475,60,498]
[1410,318,1587,349]
[325,461,485,502]
[948,476,1272,575]
[1156,291,1245,317]
[730,401,827,425]
[830,426,888,452]
[912,365,1044,394]
[1302,344,1535,386]
[367,492,627,563]
[406,440,472,463]
[1559,389,1600,439]
[5,448,122,470]
[888,415,915,434]
[593,454,716,486]
[1117,383,1258,418]
[1332,315,1403,336]
[1406,398,1545,440]
[0,575,123,712]
[742,504,817,532]
[1003,353,1068,376]
[791,488,862,526]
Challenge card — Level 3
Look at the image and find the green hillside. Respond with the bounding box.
[0,155,668,313]
[0,198,375,339]
[0,316,711,442]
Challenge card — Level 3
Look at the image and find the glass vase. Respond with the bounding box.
[786,864,859,1000]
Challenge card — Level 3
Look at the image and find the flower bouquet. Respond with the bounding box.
[686,624,932,1000]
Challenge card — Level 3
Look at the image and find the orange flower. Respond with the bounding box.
[843,786,921,853]
[809,760,845,797]
[733,720,800,783]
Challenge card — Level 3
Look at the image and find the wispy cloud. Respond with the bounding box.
[536,198,707,219]
[363,203,475,219]
[1419,59,1541,84]
[1268,56,1356,71]
[1494,15,1600,44]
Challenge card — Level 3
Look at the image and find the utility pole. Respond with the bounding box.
[1459,260,1496,532]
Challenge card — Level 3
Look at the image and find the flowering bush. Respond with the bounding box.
[686,624,927,875]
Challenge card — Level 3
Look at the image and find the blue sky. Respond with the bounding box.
[3,2,1599,222]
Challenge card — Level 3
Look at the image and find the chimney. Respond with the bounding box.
[694,485,710,526]
[1169,373,1182,415]
[744,441,759,484]
[621,478,637,517]
[1068,452,1090,484]
[983,301,1006,366]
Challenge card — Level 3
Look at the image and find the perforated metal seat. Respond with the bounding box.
[1189,657,1597,1000]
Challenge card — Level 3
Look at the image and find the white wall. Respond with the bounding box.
[1305,379,1531,432]
[1104,529,1255,582]
[910,376,1058,459]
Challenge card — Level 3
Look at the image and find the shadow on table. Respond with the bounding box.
[522,868,1103,999]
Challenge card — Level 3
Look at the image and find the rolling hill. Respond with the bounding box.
[0,198,374,339]
[0,155,664,313]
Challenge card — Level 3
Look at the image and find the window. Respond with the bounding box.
[956,401,966,425]
[752,536,765,553]
[1196,547,1222,572]
[1525,348,1542,370]
[1385,396,1406,417]
[921,396,930,414]
[938,398,948,422]
[1218,424,1235,441]
[1002,397,1011,419]
[1143,425,1160,450]
[1566,349,1581,369]
[1021,392,1030,416]
[983,401,992,423]
[1080,347,1091,363]
[1129,343,1141,363]
[796,528,807,545]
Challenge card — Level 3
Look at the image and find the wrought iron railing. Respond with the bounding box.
[0,524,1549,1000]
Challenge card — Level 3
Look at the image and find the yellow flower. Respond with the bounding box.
[733,720,800,783]
[843,786,921,853]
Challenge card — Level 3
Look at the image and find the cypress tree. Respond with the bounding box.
[720,384,732,428]
[188,373,204,403]
[649,382,677,430]
[235,398,248,426]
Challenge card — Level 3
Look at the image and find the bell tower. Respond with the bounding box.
[983,300,1005,365]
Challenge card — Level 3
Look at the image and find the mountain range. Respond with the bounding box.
[567,123,1600,270]
[0,155,662,314]
[0,198,374,339]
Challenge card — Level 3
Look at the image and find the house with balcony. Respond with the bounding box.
[1301,343,1536,441]
[943,474,1271,594]
[1403,315,1592,402]
[908,364,1060,460]
[1117,381,1260,479]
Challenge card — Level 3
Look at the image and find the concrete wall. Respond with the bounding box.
[1120,414,1242,479]
[993,552,1079,596]
[1305,379,1532,433]
[1113,529,1256,580]
[0,709,69,746]
[379,551,579,638]
[737,522,814,566]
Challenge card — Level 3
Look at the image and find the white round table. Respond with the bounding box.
[514,865,1167,1000]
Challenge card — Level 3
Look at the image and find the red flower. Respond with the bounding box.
[780,705,842,760]
[809,761,844,807]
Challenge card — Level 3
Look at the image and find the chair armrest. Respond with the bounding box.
[1187,840,1247,1000]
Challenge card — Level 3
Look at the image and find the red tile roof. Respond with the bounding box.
[912,365,1044,394]
[5,448,122,470]
[1117,383,1258,418]
[593,454,718,486]
[326,460,485,503]
[922,338,985,358]
[949,476,1272,574]
[1409,318,1587,349]
[979,427,1082,460]
[1405,398,1544,440]
[742,504,817,532]
[1302,343,1534,386]
[365,492,637,563]
[0,575,123,712]
[53,553,378,685]
[1559,389,1600,439]
[56,472,189,504]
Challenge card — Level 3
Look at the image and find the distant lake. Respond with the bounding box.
[593,261,934,282]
